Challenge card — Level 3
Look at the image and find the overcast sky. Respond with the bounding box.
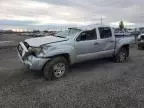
[0,0,144,30]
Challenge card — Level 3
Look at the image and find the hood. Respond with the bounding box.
[25,36,67,47]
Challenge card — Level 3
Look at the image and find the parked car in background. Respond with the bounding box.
[137,34,144,49]
[17,26,134,80]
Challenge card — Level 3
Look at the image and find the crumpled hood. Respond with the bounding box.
[25,36,67,47]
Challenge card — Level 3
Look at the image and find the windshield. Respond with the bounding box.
[55,28,81,38]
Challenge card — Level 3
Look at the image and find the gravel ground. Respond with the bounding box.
[0,47,144,108]
[0,34,32,49]
[0,34,31,42]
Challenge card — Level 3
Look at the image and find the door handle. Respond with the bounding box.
[94,42,99,45]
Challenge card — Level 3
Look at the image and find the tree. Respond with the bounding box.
[119,20,124,30]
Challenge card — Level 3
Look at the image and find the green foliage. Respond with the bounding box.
[119,20,124,30]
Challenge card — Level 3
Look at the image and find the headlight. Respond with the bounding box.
[33,47,42,53]
[28,47,42,56]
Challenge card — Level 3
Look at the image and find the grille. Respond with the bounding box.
[18,44,23,56]
[23,42,29,49]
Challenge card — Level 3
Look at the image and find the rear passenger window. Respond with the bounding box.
[98,27,112,39]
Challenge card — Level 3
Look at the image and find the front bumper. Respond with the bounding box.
[17,42,50,70]
[18,52,50,70]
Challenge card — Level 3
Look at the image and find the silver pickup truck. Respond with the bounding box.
[17,26,134,80]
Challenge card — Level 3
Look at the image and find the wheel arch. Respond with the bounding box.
[115,44,130,55]
[42,53,71,72]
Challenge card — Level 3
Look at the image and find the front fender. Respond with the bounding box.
[40,45,76,64]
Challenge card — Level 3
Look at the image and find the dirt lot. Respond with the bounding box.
[0,34,32,48]
[0,33,31,42]
[0,46,144,108]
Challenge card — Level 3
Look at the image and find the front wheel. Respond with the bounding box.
[114,47,129,63]
[43,56,69,80]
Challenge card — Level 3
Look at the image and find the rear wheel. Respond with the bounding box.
[43,56,69,80]
[138,44,142,50]
[115,47,129,63]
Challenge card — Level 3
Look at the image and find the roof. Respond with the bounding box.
[75,24,111,31]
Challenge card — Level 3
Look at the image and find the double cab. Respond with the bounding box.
[17,25,134,80]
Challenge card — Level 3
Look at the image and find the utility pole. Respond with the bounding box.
[100,16,103,25]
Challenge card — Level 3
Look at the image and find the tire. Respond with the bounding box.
[138,45,142,50]
[114,47,128,63]
[43,56,69,80]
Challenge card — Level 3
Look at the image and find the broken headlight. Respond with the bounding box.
[28,47,42,56]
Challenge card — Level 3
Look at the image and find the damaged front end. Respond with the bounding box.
[17,42,50,70]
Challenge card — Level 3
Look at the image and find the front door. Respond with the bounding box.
[75,29,98,62]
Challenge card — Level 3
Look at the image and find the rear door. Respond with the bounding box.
[97,27,115,56]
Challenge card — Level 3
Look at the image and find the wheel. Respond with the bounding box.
[138,44,142,50]
[43,56,69,80]
[114,47,128,63]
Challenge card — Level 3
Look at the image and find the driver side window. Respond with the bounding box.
[76,29,97,41]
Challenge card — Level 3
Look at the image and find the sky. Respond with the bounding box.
[0,0,144,30]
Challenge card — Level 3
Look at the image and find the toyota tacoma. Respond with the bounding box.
[17,26,134,80]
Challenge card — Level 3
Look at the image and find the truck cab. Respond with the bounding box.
[74,26,115,62]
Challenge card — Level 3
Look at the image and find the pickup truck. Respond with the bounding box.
[17,26,134,80]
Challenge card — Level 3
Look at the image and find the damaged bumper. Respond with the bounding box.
[17,42,50,70]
